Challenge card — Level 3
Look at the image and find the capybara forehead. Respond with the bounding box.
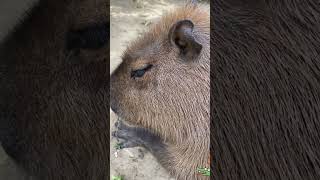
[123,3,209,63]
[122,40,162,63]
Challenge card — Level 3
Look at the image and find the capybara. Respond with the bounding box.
[110,1,210,180]
[212,0,320,179]
[0,0,109,179]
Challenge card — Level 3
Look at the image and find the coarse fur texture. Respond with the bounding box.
[0,0,109,179]
[111,2,210,180]
[212,0,320,179]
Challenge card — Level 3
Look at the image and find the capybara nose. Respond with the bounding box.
[110,100,119,114]
[110,73,119,114]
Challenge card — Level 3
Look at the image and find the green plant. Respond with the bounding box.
[112,175,124,180]
[197,167,210,176]
[114,143,123,150]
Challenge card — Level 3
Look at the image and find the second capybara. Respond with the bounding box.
[110,1,210,180]
[0,0,109,179]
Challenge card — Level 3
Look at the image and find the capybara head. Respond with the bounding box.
[110,3,210,143]
[0,0,109,179]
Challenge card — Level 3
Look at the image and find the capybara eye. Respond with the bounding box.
[66,23,109,51]
[131,64,153,79]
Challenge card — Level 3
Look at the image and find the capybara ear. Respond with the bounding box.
[169,19,202,60]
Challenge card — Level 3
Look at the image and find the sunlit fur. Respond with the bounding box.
[111,3,209,180]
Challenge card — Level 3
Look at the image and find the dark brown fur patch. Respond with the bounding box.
[212,0,320,179]
[0,0,109,179]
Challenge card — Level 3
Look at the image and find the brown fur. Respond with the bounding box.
[0,0,109,179]
[111,3,210,180]
[212,0,320,179]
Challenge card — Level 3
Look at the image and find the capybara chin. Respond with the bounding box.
[110,1,210,180]
[0,0,109,179]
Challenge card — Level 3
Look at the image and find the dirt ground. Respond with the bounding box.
[110,0,184,179]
